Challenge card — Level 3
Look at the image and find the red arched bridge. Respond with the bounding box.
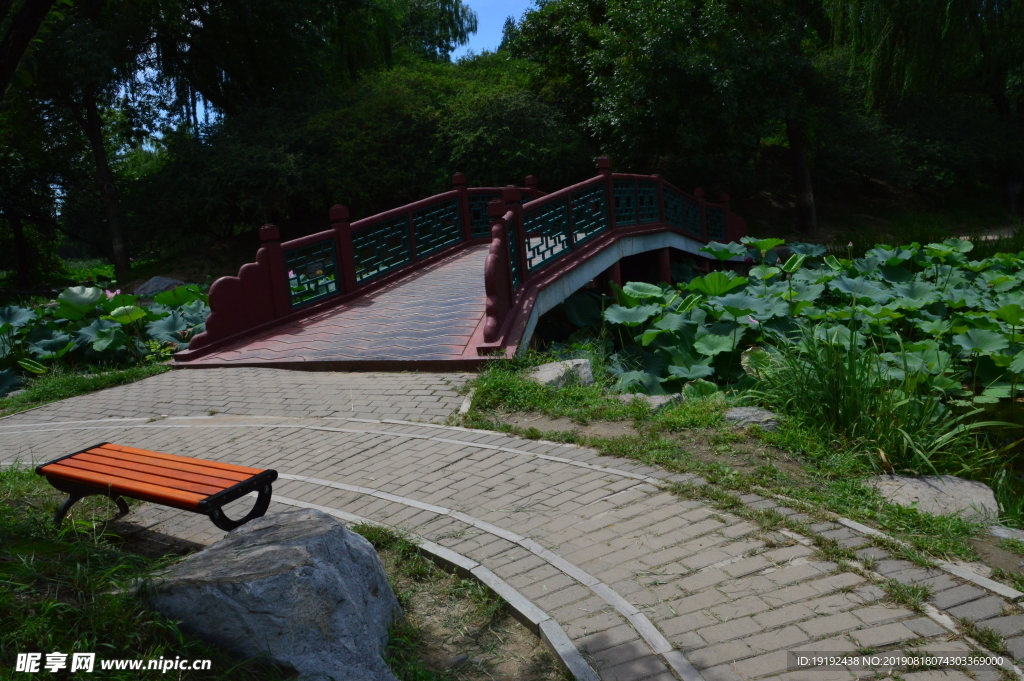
[174,158,747,371]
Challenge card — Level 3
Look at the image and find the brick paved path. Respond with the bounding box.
[184,245,488,367]
[4,369,1022,681]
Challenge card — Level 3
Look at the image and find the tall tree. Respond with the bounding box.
[0,0,61,100]
[826,0,1024,214]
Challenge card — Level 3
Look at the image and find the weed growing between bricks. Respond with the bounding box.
[956,618,1008,654]
[880,579,933,612]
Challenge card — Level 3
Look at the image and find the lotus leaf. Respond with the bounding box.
[830,276,890,303]
[604,304,661,327]
[749,265,781,280]
[0,368,22,397]
[787,242,827,257]
[667,362,715,381]
[0,305,36,329]
[622,282,665,299]
[687,271,748,297]
[92,327,129,352]
[694,333,735,357]
[952,328,1008,356]
[105,305,148,325]
[700,242,747,261]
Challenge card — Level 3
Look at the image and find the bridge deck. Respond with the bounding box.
[185,246,488,369]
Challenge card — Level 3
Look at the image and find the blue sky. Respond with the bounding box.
[451,0,536,60]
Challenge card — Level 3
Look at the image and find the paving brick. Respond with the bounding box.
[929,584,987,610]
[796,612,862,638]
[599,653,670,681]
[688,641,756,669]
[979,614,1024,638]
[946,596,1006,622]
[903,616,947,638]
[733,650,791,679]
[851,604,913,625]
[576,623,639,654]
[850,622,918,648]
[743,625,809,654]
[1006,636,1024,660]
[698,616,764,645]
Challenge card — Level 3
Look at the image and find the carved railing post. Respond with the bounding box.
[501,184,527,287]
[331,204,358,294]
[598,156,616,230]
[719,193,746,242]
[483,199,513,343]
[260,224,291,317]
[695,188,707,241]
[453,172,472,241]
[654,174,666,224]
[525,175,539,200]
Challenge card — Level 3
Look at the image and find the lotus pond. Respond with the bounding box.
[0,284,209,396]
[548,237,1024,523]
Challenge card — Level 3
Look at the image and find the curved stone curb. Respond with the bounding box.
[752,487,1024,603]
[278,473,704,681]
[268,494,601,681]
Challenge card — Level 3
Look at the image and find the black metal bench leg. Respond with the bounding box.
[208,483,273,532]
[112,496,130,520]
[54,493,83,527]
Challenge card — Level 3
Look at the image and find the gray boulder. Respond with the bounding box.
[616,393,684,410]
[871,475,999,521]
[527,359,593,387]
[134,276,186,297]
[723,407,780,431]
[148,508,401,680]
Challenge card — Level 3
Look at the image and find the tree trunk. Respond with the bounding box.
[786,117,817,234]
[0,0,58,100]
[81,93,132,282]
[8,213,32,287]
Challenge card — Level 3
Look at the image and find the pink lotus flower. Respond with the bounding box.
[747,316,759,325]
[104,289,120,300]
[288,270,296,279]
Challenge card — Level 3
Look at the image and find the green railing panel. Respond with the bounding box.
[469,193,500,237]
[524,198,571,271]
[507,218,522,290]
[285,240,340,309]
[414,198,462,257]
[664,187,701,238]
[637,181,659,223]
[706,205,726,241]
[352,215,412,283]
[613,180,636,226]
[569,182,609,246]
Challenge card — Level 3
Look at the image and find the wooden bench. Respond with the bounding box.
[36,442,278,531]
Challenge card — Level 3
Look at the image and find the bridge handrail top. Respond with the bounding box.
[280,231,337,252]
[520,176,605,212]
[658,178,726,207]
[348,190,462,231]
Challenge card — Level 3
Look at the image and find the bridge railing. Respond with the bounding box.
[478,156,746,347]
[185,174,540,354]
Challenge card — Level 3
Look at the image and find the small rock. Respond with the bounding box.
[148,508,401,681]
[990,525,1024,542]
[723,407,780,431]
[616,393,684,410]
[870,475,999,521]
[5,389,26,398]
[527,359,593,388]
[134,276,187,297]
[447,654,469,668]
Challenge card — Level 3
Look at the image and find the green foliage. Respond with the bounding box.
[0,284,206,396]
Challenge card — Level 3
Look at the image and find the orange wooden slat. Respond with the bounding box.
[75,452,237,489]
[41,463,205,511]
[58,458,225,497]
[99,444,264,475]
[83,448,250,483]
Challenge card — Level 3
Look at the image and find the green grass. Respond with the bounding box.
[0,364,171,418]
[956,617,1007,654]
[880,578,932,612]
[0,467,282,680]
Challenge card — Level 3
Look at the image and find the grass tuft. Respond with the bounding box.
[880,578,932,612]
[956,618,1006,653]
[0,364,171,418]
